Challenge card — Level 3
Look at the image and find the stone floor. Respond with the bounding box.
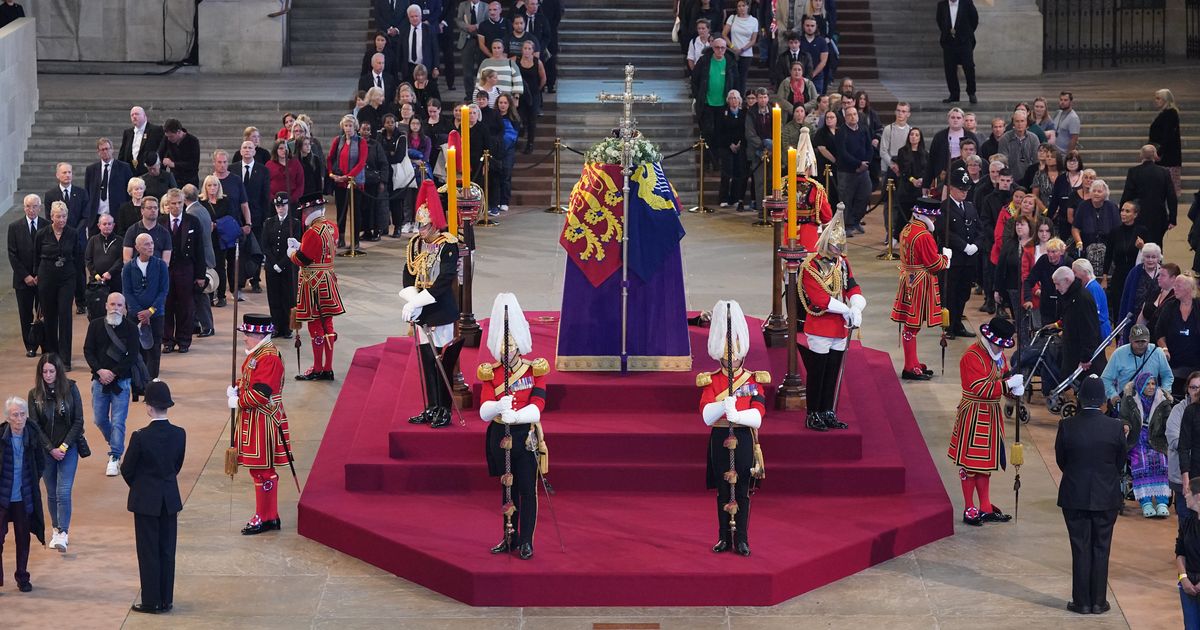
[0,68,1194,628]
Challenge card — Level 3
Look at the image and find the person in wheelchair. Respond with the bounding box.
[1101,324,1173,408]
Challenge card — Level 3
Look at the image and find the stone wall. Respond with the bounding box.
[197,0,284,73]
[974,0,1043,78]
[0,18,38,215]
[27,0,196,63]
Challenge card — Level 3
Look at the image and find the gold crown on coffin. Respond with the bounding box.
[815,205,847,256]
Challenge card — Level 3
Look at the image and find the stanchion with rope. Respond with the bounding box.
[775,237,807,410]
[876,179,898,261]
[762,192,789,346]
[476,150,498,227]
[543,138,568,214]
[457,183,483,347]
[338,183,366,258]
[753,153,772,227]
[687,139,714,214]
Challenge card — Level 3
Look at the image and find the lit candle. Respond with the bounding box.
[446,146,458,233]
[459,105,471,193]
[772,105,782,195]
[787,147,798,243]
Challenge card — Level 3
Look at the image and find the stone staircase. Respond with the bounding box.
[832,0,880,80]
[288,0,372,71]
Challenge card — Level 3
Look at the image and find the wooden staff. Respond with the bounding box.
[225,240,242,478]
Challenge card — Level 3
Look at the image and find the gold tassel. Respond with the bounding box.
[289,306,301,331]
[501,473,513,487]
[724,501,739,515]
[723,435,738,450]
[941,307,951,329]
[500,435,512,450]
[752,444,766,480]
[535,424,550,475]
[1011,442,1025,467]
[224,447,239,477]
[723,470,739,484]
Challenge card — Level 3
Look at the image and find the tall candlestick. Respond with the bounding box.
[787,147,798,243]
[459,105,472,193]
[772,105,782,194]
[446,146,459,233]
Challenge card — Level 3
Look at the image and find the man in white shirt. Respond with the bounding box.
[879,102,912,178]
[686,19,713,72]
[118,106,164,176]
[85,138,133,229]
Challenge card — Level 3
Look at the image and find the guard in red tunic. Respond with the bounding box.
[288,193,345,381]
[948,317,1022,526]
[227,313,293,535]
[698,299,767,557]
[477,293,548,560]
[890,197,951,381]
[799,209,865,431]
[793,128,833,251]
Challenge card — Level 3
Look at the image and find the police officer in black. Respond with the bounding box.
[261,192,298,338]
[942,165,981,338]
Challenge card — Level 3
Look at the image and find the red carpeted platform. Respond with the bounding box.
[298,314,953,607]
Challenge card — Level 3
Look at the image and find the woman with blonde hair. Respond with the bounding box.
[116,177,147,236]
[327,114,368,246]
[1150,88,1182,196]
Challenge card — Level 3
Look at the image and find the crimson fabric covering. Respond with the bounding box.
[298,314,953,606]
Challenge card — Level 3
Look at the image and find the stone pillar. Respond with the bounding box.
[975,0,1043,78]
[0,18,39,216]
[1165,0,1187,58]
[197,0,284,73]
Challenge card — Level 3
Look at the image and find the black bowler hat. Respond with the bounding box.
[948,166,972,191]
[238,313,275,335]
[296,192,325,212]
[273,191,289,206]
[912,197,942,218]
[979,317,1016,348]
[143,380,175,409]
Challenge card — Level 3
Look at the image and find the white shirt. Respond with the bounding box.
[61,186,72,201]
[687,36,711,67]
[98,160,113,216]
[373,71,384,88]
[27,217,37,234]
[408,25,423,64]
[949,0,959,29]
[132,124,146,158]
[725,14,759,57]
[136,257,149,274]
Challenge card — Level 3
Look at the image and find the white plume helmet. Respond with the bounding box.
[487,293,532,362]
[795,127,818,176]
[707,300,750,362]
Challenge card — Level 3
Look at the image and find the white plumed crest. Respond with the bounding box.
[487,293,532,362]
[707,300,750,362]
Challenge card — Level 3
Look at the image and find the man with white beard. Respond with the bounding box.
[83,292,142,476]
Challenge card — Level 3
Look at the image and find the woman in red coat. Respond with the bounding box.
[327,114,368,245]
[266,140,304,206]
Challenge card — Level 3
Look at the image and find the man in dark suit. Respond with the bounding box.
[238,141,273,293]
[936,0,979,104]
[121,380,185,615]
[400,3,441,82]
[941,167,981,338]
[85,138,133,227]
[536,0,563,91]
[1055,375,1126,615]
[158,119,201,188]
[7,195,42,357]
[118,106,165,176]
[160,189,206,354]
[43,161,92,314]
[1121,144,1179,250]
[262,192,299,338]
[358,53,399,100]
[374,0,405,36]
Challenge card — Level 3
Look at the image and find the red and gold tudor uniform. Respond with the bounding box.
[232,314,293,535]
[476,293,548,560]
[289,193,345,381]
[947,317,1020,526]
[798,211,864,432]
[698,300,766,557]
[890,198,949,380]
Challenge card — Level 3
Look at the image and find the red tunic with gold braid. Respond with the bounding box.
[236,341,292,469]
[890,219,949,328]
[697,368,768,489]
[478,358,549,477]
[947,341,1014,473]
[799,254,862,340]
[795,175,833,251]
[289,216,345,321]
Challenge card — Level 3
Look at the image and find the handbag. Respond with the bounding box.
[28,306,45,350]
[76,433,91,458]
[392,155,417,190]
[85,280,111,320]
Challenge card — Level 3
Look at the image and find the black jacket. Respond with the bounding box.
[1058,279,1101,371]
[936,0,979,49]
[0,421,47,545]
[1120,160,1178,235]
[239,162,273,227]
[43,185,92,245]
[262,212,300,273]
[690,49,739,106]
[715,108,747,154]
[162,212,206,280]
[941,197,979,267]
[7,214,40,289]
[28,381,85,452]
[83,316,140,383]
[1055,406,1127,511]
[85,159,134,219]
[924,128,979,188]
[119,123,165,175]
[121,419,185,517]
[158,130,202,188]
[403,236,460,327]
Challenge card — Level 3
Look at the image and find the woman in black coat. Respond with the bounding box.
[893,127,928,240]
[1103,201,1149,320]
[28,353,84,551]
[35,203,79,369]
[1150,89,1182,195]
[716,91,748,210]
[1058,274,1105,378]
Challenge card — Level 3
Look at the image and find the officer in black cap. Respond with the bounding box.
[121,379,186,614]
[942,164,981,338]
[1055,374,1127,615]
[262,191,298,338]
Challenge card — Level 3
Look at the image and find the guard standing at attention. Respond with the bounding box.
[288,193,345,381]
[890,197,951,381]
[262,192,298,338]
[798,209,865,431]
[477,293,549,560]
[698,299,767,557]
[402,180,461,429]
[227,314,292,535]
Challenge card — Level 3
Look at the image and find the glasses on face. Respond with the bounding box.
[1190,384,1200,391]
